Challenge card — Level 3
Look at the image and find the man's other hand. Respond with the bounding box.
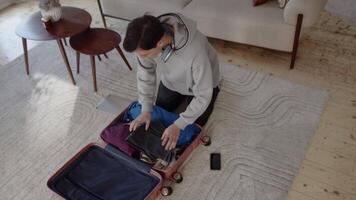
[129,111,151,132]
[161,124,180,150]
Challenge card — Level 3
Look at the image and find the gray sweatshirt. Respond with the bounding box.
[136,13,221,130]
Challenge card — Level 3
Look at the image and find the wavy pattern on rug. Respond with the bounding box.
[0,42,328,200]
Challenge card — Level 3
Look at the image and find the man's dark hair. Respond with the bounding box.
[123,15,165,52]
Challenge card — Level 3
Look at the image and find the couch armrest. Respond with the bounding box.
[283,0,327,27]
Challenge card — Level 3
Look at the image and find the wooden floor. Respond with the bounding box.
[0,1,355,199]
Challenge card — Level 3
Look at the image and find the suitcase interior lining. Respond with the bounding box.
[48,145,160,200]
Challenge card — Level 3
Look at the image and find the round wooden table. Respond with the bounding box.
[15,6,92,85]
[70,28,132,92]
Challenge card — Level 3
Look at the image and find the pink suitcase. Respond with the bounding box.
[48,103,211,199]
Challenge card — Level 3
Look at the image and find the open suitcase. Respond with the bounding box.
[48,103,211,199]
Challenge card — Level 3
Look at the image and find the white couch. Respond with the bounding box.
[97,0,327,69]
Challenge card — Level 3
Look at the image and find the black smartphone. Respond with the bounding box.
[210,153,221,170]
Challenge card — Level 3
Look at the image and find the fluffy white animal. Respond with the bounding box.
[38,0,62,22]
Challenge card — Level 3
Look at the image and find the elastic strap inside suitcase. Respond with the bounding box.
[48,145,160,200]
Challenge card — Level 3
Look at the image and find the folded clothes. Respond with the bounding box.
[123,101,201,147]
[101,122,136,156]
[126,121,174,163]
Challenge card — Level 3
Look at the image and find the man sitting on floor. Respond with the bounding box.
[123,13,221,150]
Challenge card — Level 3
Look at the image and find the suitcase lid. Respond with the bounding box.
[47,143,162,200]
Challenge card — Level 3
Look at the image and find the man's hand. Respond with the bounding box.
[161,124,180,150]
[129,111,151,132]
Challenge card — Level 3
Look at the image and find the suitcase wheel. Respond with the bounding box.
[172,172,183,183]
[161,186,173,196]
[200,135,211,146]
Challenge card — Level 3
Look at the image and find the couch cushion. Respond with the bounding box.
[101,0,192,20]
[182,0,296,52]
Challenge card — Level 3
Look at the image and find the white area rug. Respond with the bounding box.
[0,41,328,200]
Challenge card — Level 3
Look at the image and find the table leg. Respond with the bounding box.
[97,54,102,61]
[116,46,132,71]
[104,53,108,59]
[63,38,68,46]
[76,51,80,74]
[90,55,97,92]
[56,39,76,85]
[22,38,29,75]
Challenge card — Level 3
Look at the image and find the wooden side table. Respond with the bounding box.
[15,6,92,85]
[69,28,132,92]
